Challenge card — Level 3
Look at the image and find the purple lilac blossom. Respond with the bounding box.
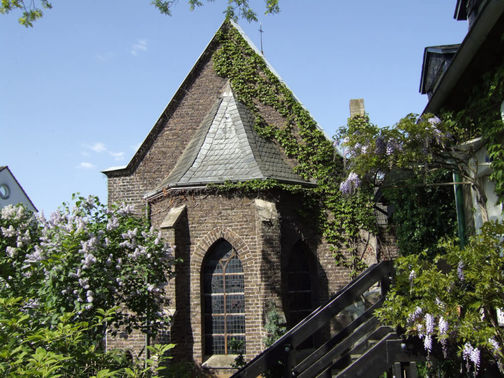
[107,216,119,231]
[117,203,135,216]
[25,246,43,263]
[1,225,16,237]
[6,246,16,258]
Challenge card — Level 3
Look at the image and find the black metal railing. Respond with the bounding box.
[232,261,394,378]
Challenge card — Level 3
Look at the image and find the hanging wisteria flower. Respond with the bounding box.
[438,316,448,336]
[407,306,423,324]
[438,316,449,357]
[489,338,500,354]
[417,323,424,339]
[339,172,361,195]
[425,313,434,335]
[385,139,403,156]
[428,116,441,126]
[424,335,433,354]
[409,270,416,284]
[463,343,480,374]
[457,260,465,281]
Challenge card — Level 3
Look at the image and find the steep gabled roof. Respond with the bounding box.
[147,83,309,195]
[103,20,325,179]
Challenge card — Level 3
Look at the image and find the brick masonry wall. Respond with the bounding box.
[106,52,227,215]
[150,192,264,364]
[148,190,371,366]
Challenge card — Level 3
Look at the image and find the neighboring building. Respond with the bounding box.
[0,166,37,212]
[104,20,385,370]
[419,0,504,234]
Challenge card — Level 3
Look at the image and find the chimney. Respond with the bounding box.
[349,99,365,118]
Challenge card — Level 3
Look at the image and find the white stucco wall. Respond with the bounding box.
[469,146,503,231]
[0,168,36,212]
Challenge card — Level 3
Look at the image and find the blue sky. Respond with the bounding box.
[1,0,468,214]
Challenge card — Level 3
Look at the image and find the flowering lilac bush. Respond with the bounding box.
[1,196,176,338]
[376,221,504,376]
[0,196,177,376]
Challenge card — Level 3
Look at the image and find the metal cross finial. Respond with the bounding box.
[259,23,264,55]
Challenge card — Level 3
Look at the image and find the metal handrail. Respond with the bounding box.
[232,260,394,378]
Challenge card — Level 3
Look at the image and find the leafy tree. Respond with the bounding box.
[336,113,488,221]
[1,0,280,27]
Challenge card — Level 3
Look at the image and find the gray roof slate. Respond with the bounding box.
[156,82,310,190]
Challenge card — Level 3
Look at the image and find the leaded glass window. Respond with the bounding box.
[203,240,245,355]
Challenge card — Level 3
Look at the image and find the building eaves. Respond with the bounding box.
[423,0,504,114]
[419,44,460,96]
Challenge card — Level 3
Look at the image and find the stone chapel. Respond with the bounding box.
[104,20,386,370]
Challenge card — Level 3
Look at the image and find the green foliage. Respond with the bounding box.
[212,22,377,276]
[2,0,280,27]
[0,0,51,27]
[0,297,133,377]
[382,170,457,257]
[263,303,286,348]
[376,221,504,375]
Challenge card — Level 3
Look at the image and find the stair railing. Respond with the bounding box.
[232,260,394,378]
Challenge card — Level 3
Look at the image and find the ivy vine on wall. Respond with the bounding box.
[211,21,377,276]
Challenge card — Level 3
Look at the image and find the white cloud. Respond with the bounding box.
[78,162,96,169]
[89,142,107,153]
[109,151,125,161]
[131,39,148,56]
[81,142,126,166]
[96,51,115,62]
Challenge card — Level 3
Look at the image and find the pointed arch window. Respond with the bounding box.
[203,240,245,355]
